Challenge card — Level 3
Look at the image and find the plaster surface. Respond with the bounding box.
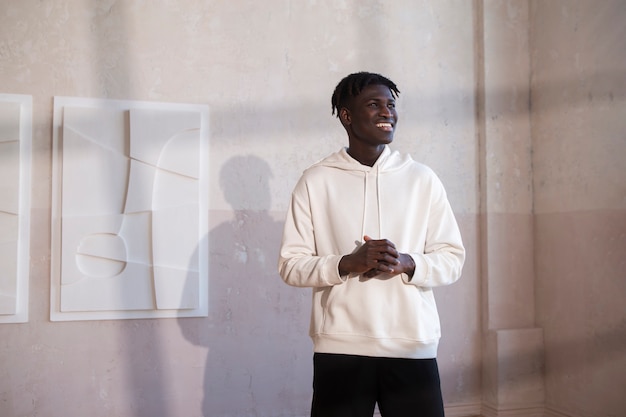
[0,1,480,415]
[531,1,626,416]
[2,0,623,416]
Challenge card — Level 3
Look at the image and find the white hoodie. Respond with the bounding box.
[278,145,465,359]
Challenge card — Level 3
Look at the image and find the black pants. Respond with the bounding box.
[311,353,445,417]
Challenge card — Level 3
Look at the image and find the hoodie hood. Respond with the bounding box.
[309,145,414,173]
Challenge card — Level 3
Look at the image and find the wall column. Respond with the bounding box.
[475,1,544,415]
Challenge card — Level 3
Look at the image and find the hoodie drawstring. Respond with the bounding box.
[361,166,383,242]
[361,171,368,242]
[376,164,382,239]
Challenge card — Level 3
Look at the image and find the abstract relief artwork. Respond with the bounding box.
[51,97,209,321]
[0,94,31,324]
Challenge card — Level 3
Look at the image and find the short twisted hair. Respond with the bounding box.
[331,72,400,117]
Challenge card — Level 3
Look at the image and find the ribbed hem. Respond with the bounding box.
[312,334,438,359]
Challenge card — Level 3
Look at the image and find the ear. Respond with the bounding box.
[339,107,351,125]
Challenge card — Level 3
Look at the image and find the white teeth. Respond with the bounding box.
[377,123,392,128]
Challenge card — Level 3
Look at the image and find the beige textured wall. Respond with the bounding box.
[6,1,623,416]
[0,1,480,416]
[530,1,626,416]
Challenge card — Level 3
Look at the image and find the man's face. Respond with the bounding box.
[342,84,398,147]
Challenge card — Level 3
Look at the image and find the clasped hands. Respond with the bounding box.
[338,235,415,279]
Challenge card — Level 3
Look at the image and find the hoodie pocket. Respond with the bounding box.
[319,277,441,342]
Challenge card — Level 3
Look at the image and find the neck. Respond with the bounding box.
[347,145,385,167]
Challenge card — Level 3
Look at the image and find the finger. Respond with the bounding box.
[368,247,399,261]
[364,268,381,278]
[365,263,394,277]
[377,260,398,271]
[384,255,400,265]
[367,239,397,252]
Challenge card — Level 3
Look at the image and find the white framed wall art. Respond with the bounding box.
[51,97,209,321]
[0,94,32,324]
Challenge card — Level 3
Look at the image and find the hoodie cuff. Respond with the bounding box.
[326,255,348,285]
[402,253,429,286]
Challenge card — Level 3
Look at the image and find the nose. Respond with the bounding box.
[380,106,393,118]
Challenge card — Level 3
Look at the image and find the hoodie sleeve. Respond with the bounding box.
[278,176,346,288]
[403,174,465,288]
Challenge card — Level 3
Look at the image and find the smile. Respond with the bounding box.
[376,122,393,131]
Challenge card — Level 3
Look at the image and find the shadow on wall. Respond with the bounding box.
[179,155,312,417]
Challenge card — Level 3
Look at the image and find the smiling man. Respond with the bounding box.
[278,72,465,417]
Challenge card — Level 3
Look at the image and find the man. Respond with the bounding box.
[278,72,465,417]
